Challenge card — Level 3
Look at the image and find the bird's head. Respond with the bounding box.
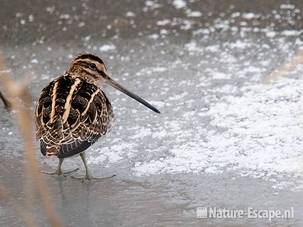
[68,54,160,114]
[68,54,108,83]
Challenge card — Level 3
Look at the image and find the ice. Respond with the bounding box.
[2,1,303,225]
[133,77,303,186]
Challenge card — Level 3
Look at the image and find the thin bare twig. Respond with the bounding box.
[0,90,11,110]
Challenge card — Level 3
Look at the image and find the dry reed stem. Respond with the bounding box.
[0,56,62,227]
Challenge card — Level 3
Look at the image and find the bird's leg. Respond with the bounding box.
[71,152,115,182]
[80,152,92,180]
[41,158,79,176]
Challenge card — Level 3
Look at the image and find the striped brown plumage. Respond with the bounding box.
[35,74,113,158]
[35,54,159,180]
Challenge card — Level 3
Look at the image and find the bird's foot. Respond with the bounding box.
[71,174,116,183]
[41,168,79,177]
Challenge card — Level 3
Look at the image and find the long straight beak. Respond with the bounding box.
[105,77,160,114]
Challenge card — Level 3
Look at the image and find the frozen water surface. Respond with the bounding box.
[1,0,303,226]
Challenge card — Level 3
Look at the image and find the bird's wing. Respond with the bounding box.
[58,85,114,158]
[36,75,113,158]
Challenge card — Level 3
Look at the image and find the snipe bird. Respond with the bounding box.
[35,54,160,180]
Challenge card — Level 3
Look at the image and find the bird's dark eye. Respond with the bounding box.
[88,63,97,70]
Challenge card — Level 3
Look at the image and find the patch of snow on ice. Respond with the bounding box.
[30,59,39,64]
[126,11,136,17]
[185,41,201,52]
[99,44,116,52]
[144,0,162,11]
[228,40,251,49]
[186,10,202,17]
[210,70,230,80]
[172,0,186,9]
[149,34,159,40]
[242,13,258,20]
[152,67,167,72]
[133,78,303,189]
[266,31,276,38]
[131,127,152,139]
[280,4,296,10]
[156,19,171,26]
[28,15,34,22]
[281,30,302,36]
[90,142,136,164]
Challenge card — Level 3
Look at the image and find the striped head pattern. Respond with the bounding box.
[68,54,108,83]
[67,54,160,113]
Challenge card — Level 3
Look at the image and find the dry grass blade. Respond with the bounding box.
[0,55,62,227]
[265,49,303,83]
